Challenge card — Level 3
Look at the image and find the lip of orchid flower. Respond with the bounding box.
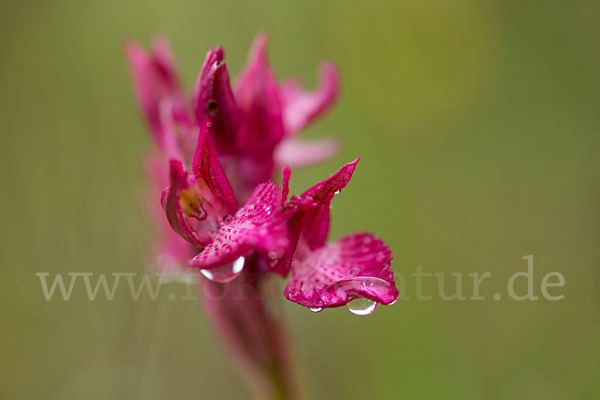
[189,181,289,270]
[285,233,399,308]
[278,158,399,309]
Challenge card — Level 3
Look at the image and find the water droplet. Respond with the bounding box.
[389,298,397,305]
[334,190,340,195]
[309,307,323,313]
[346,298,377,316]
[200,256,245,283]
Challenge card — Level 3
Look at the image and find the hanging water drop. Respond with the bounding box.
[346,298,377,316]
[309,307,323,313]
[200,256,245,283]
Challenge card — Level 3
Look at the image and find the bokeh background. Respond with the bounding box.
[1,0,599,398]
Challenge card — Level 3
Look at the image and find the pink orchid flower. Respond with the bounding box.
[126,33,398,398]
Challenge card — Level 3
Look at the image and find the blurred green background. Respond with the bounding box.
[1,0,599,398]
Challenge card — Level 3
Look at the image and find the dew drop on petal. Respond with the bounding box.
[309,307,323,313]
[346,298,378,316]
[200,256,245,283]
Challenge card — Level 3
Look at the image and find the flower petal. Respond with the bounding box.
[234,34,285,158]
[281,62,339,135]
[192,123,239,215]
[189,182,289,270]
[274,137,339,168]
[290,157,359,250]
[146,156,194,275]
[125,38,183,148]
[281,166,291,204]
[193,47,240,155]
[161,122,239,248]
[284,233,398,308]
[272,158,359,276]
[162,159,215,247]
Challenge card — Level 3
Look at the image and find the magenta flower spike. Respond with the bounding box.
[126,33,399,399]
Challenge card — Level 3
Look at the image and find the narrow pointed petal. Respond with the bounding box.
[193,47,239,154]
[272,158,359,276]
[281,166,291,204]
[192,123,239,215]
[235,34,285,158]
[125,38,183,148]
[284,233,399,308]
[274,137,339,168]
[189,182,288,270]
[290,157,359,250]
[281,62,339,135]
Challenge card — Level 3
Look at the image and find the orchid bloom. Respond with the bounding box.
[126,33,398,398]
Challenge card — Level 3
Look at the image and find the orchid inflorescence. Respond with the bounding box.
[126,33,399,397]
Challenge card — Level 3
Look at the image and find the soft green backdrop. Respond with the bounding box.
[1,0,598,399]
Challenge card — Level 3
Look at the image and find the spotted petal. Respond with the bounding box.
[189,182,288,270]
[284,233,398,308]
[273,158,359,276]
[281,63,339,135]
